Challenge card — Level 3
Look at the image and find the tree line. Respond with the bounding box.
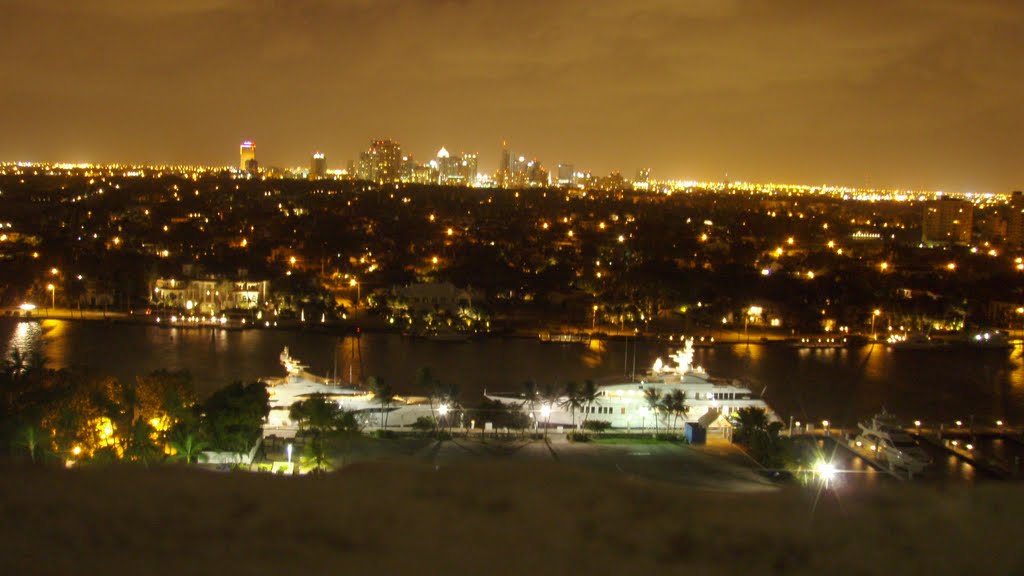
[1,348,270,466]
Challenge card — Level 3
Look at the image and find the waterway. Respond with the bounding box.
[4,318,1023,429]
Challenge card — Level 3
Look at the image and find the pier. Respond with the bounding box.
[789,424,1024,482]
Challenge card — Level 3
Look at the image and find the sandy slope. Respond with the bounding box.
[1,462,1021,575]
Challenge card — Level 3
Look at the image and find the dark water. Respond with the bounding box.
[3,318,1024,429]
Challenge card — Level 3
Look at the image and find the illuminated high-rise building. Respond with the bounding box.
[510,155,526,187]
[431,147,479,186]
[557,164,575,187]
[633,168,652,191]
[436,147,454,184]
[310,151,326,179]
[358,139,403,183]
[497,141,511,187]
[922,197,973,246]
[1007,191,1024,246]
[239,140,256,171]
[462,153,478,184]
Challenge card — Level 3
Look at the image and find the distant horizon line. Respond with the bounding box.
[0,158,1010,197]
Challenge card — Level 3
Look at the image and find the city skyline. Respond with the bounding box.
[1,1,1022,192]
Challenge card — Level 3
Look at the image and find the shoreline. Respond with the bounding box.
[1,307,875,347]
[4,307,1018,349]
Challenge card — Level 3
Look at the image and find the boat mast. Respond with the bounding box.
[624,336,629,375]
[631,338,637,381]
[348,336,354,384]
[332,337,338,384]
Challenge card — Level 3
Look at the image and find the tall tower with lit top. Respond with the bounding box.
[310,151,326,179]
[239,140,256,171]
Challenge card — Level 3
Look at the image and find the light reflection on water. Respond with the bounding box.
[945,455,975,483]
[3,318,1021,485]
[3,318,1024,427]
[6,321,42,356]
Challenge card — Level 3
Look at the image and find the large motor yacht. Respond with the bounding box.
[486,338,774,430]
[853,412,931,474]
[262,348,433,437]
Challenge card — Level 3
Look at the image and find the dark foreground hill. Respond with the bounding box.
[0,461,1021,575]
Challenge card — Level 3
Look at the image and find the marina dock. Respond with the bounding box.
[790,425,1024,482]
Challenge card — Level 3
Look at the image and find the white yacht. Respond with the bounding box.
[853,412,931,474]
[486,339,774,431]
[262,348,433,437]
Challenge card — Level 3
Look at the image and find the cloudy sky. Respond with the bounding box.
[2,0,1022,191]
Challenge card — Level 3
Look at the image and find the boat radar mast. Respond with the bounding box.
[280,347,308,376]
[653,338,705,376]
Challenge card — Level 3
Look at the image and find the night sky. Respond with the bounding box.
[2,0,1022,191]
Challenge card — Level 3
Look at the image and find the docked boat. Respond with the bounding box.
[963,329,1012,350]
[425,327,471,342]
[262,347,433,437]
[788,336,850,349]
[887,333,948,350]
[486,338,774,431]
[852,412,931,475]
[538,331,590,344]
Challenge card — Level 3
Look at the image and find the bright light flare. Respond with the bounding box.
[813,460,837,483]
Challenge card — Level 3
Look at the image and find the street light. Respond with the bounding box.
[438,403,450,432]
[47,283,55,311]
[871,309,881,340]
[592,304,598,331]
[350,278,359,309]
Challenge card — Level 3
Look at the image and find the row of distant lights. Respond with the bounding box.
[157,315,228,325]
[799,337,847,344]
[155,315,288,328]
[799,418,1006,428]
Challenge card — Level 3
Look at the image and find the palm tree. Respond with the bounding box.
[4,347,26,379]
[661,390,688,432]
[289,393,358,472]
[123,419,161,466]
[116,379,141,428]
[559,381,583,430]
[734,406,769,444]
[540,383,559,438]
[522,380,538,428]
[644,387,661,435]
[676,390,690,430]
[579,380,599,425]
[17,424,41,464]
[660,393,676,432]
[439,382,461,433]
[368,376,395,431]
[169,431,209,465]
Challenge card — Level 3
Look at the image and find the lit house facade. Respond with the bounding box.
[151,277,269,314]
